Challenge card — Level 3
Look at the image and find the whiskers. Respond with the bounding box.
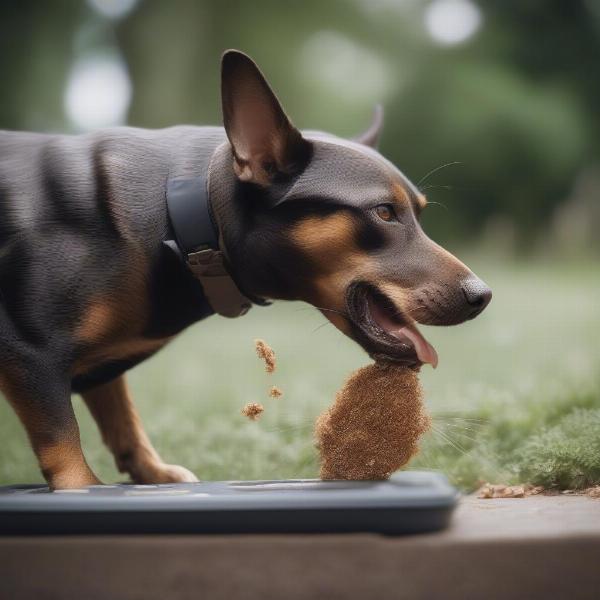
[430,422,470,455]
[295,305,349,319]
[416,161,462,189]
[294,304,349,334]
[419,413,487,456]
[416,161,463,216]
[415,411,502,478]
[311,320,334,334]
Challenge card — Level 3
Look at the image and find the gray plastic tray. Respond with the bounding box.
[0,471,459,535]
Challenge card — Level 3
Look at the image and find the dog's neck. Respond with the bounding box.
[207,142,275,302]
[163,130,294,305]
[207,142,243,273]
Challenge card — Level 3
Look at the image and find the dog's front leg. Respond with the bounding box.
[82,375,198,484]
[1,370,101,490]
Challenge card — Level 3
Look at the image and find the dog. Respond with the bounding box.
[0,50,491,489]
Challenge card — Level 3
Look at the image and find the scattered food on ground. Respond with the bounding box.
[586,486,600,499]
[242,402,264,421]
[269,385,283,398]
[315,363,430,480]
[255,339,276,373]
[478,483,544,499]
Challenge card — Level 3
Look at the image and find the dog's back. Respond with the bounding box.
[0,126,224,251]
[0,127,228,390]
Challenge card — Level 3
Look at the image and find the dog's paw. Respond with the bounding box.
[144,463,199,484]
[50,469,103,491]
[159,463,199,483]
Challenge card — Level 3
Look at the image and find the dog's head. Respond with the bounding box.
[220,50,491,368]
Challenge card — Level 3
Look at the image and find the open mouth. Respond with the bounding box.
[346,283,438,368]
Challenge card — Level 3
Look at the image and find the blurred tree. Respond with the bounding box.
[384,56,587,243]
[0,0,84,131]
[0,0,597,250]
[116,0,386,129]
[478,0,600,140]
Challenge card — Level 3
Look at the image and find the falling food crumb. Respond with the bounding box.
[242,402,264,421]
[255,339,276,373]
[269,386,283,398]
[477,483,544,499]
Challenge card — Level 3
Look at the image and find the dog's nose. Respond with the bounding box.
[461,278,492,318]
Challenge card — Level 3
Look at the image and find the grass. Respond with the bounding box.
[0,255,599,491]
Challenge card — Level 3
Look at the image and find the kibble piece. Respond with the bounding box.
[269,386,283,398]
[255,339,276,373]
[315,363,430,480]
[587,486,600,499]
[478,484,525,499]
[478,483,544,499]
[242,402,264,420]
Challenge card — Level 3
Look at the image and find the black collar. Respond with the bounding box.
[164,175,253,318]
[165,176,218,255]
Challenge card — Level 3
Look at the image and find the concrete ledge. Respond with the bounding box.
[1,495,599,600]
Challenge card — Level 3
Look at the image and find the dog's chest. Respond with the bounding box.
[71,336,172,393]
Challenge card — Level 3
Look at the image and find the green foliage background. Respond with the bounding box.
[0,1,598,489]
[0,257,598,491]
[1,0,599,248]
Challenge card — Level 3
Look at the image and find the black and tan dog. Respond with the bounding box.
[0,51,491,489]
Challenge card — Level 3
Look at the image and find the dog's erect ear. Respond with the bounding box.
[353,105,384,149]
[221,50,311,186]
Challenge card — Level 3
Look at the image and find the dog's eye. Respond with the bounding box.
[375,204,397,223]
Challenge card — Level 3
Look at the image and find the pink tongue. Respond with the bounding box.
[368,297,438,368]
[392,324,439,369]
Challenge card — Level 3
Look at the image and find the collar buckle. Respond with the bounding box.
[186,248,251,318]
[165,176,253,318]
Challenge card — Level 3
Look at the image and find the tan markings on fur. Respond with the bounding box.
[416,193,428,212]
[37,439,100,489]
[378,282,411,316]
[72,336,172,377]
[393,183,428,214]
[378,281,420,324]
[83,376,159,475]
[392,183,412,209]
[76,246,149,343]
[291,213,374,335]
[75,301,114,342]
[73,247,167,373]
[82,375,196,483]
[0,375,99,489]
[291,213,374,280]
[291,213,355,259]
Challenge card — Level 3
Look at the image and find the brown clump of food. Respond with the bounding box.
[255,339,276,373]
[269,386,283,398]
[315,363,430,480]
[242,402,264,421]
